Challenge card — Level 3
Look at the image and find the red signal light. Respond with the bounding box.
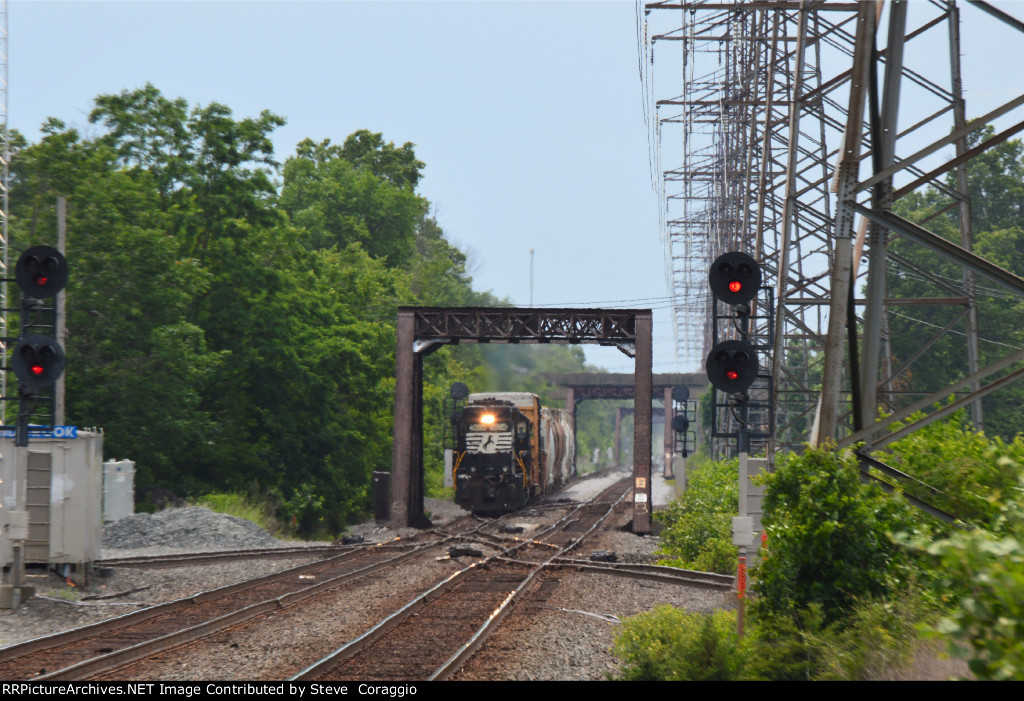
[34,274,49,287]
[30,364,44,376]
[728,280,742,293]
[726,369,739,381]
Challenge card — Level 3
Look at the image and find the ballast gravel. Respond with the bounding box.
[103,506,281,551]
[0,470,734,680]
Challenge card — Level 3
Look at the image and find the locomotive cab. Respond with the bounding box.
[453,401,534,513]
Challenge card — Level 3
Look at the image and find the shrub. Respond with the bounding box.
[754,447,918,625]
[904,467,1024,680]
[613,606,742,680]
[655,454,738,574]
[741,606,832,680]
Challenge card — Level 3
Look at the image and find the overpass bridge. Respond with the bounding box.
[544,372,708,477]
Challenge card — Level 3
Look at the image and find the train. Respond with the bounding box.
[450,392,575,514]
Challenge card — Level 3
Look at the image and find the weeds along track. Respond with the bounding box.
[291,478,633,681]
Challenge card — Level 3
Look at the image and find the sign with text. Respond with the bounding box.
[0,425,78,439]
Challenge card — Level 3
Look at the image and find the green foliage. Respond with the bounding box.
[902,469,1024,680]
[886,132,1024,441]
[654,453,737,574]
[613,597,933,681]
[10,85,497,535]
[879,408,1024,526]
[613,606,742,680]
[816,592,930,681]
[754,447,917,624]
[193,492,284,537]
[9,83,656,539]
[280,136,426,266]
[740,606,832,680]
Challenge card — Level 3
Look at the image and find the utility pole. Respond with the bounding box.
[529,248,534,307]
[55,198,66,425]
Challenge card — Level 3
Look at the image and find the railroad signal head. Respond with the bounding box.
[16,246,68,299]
[13,334,66,389]
[705,339,759,394]
[671,414,689,433]
[709,251,760,306]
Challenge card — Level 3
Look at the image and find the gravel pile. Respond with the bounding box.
[103,507,280,551]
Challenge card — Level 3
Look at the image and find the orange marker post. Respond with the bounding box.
[737,555,747,637]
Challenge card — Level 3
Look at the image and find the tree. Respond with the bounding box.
[13,85,577,533]
[886,132,1024,439]
[9,120,225,492]
[280,137,427,266]
[90,83,286,256]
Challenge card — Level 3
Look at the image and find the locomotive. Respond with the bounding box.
[451,392,575,514]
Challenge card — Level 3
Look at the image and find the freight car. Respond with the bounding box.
[451,392,575,514]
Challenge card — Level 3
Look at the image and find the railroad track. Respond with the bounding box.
[0,516,500,681]
[95,516,478,570]
[0,478,728,681]
[95,545,363,569]
[292,478,636,681]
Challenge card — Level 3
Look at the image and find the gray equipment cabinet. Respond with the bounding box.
[0,431,105,568]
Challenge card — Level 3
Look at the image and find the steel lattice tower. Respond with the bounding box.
[644,0,1024,454]
[0,0,9,411]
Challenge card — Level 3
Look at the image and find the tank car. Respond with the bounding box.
[452,392,575,514]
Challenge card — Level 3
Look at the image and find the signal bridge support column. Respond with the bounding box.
[390,307,653,532]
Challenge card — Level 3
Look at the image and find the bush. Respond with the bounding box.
[754,447,919,625]
[613,606,742,680]
[903,467,1024,680]
[741,606,832,680]
[655,454,738,574]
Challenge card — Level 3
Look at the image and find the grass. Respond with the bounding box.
[46,586,81,602]
[192,493,286,538]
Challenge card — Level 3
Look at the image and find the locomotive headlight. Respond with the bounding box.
[480,413,496,424]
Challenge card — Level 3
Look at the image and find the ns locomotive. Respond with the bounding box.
[451,392,575,514]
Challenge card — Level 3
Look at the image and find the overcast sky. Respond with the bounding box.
[11,1,1024,374]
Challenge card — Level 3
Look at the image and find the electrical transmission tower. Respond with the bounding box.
[643,0,1024,453]
[0,0,9,411]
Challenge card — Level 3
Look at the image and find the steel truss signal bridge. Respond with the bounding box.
[641,0,1024,453]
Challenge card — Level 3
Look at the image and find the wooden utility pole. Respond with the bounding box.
[55,197,67,426]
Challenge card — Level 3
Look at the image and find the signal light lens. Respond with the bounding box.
[16,246,68,299]
[705,339,759,394]
[709,251,760,305]
[13,334,66,389]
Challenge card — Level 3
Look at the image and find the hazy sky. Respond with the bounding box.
[11,0,1024,374]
